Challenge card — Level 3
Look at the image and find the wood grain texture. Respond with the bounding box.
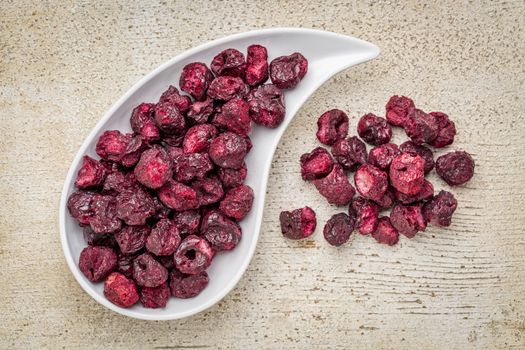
[0,0,524,349]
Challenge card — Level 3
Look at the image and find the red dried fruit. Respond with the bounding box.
[354,164,388,202]
[209,132,249,169]
[211,48,246,77]
[146,219,181,256]
[201,210,242,251]
[245,44,269,86]
[219,184,254,220]
[331,136,368,171]
[174,235,214,275]
[130,103,160,143]
[385,95,415,127]
[159,85,191,114]
[120,135,148,168]
[429,112,456,148]
[75,156,107,189]
[357,113,392,146]
[279,206,317,240]
[404,108,439,145]
[390,204,426,238]
[192,176,224,206]
[372,217,399,246]
[89,195,122,234]
[349,197,380,235]
[103,170,139,194]
[316,109,349,146]
[368,143,400,170]
[79,246,117,282]
[139,282,170,309]
[179,62,214,101]
[96,130,130,162]
[162,133,185,147]
[300,147,334,181]
[183,124,218,154]
[207,76,247,101]
[83,227,117,248]
[323,213,355,246]
[117,253,137,278]
[436,151,475,186]
[158,180,200,211]
[165,145,184,161]
[172,152,213,183]
[114,225,150,255]
[394,179,434,204]
[269,52,308,89]
[313,164,355,206]
[187,98,214,124]
[217,162,247,189]
[133,253,168,287]
[246,84,285,128]
[67,190,96,225]
[152,196,172,220]
[173,210,201,237]
[389,153,425,195]
[153,102,186,135]
[374,187,395,209]
[133,146,172,189]
[399,141,435,174]
[212,97,252,136]
[422,190,458,227]
[170,269,209,299]
[104,272,139,308]
[116,188,155,226]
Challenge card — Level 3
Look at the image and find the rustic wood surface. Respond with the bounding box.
[1,1,524,349]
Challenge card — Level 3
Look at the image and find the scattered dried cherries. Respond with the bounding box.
[270,52,308,89]
[300,147,334,181]
[357,114,392,146]
[316,109,349,146]
[247,84,285,128]
[436,151,475,186]
[323,213,355,246]
[313,164,355,206]
[280,206,317,240]
[104,272,139,308]
[245,45,269,86]
[79,246,117,282]
[331,136,368,171]
[75,156,107,189]
[385,95,415,127]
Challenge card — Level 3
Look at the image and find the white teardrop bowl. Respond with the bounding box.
[59,28,380,320]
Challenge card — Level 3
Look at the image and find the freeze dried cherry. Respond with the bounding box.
[67,190,96,225]
[103,170,139,194]
[372,217,399,246]
[331,136,368,171]
[96,130,130,163]
[158,180,200,211]
[146,219,181,256]
[90,195,122,234]
[212,97,252,136]
[159,85,191,114]
[313,164,355,206]
[114,225,150,255]
[170,269,209,299]
[79,246,117,282]
[116,253,137,278]
[207,76,247,101]
[192,176,224,206]
[404,108,439,145]
[133,253,168,288]
[394,179,434,204]
[217,162,247,189]
[368,143,400,170]
[354,164,388,202]
[349,197,379,235]
[174,235,214,275]
[120,135,148,168]
[279,206,317,240]
[385,95,415,127]
[183,124,218,154]
[389,153,425,195]
[83,227,117,248]
[172,152,213,183]
[245,44,269,86]
[133,146,172,189]
[269,52,308,89]
[162,133,185,147]
[179,62,213,101]
[247,84,285,128]
[173,210,201,237]
[374,187,395,209]
[211,48,246,77]
[187,98,214,124]
[140,282,170,308]
[152,196,171,220]
[104,272,139,308]
[209,132,249,169]
[130,103,160,143]
[429,112,456,148]
[153,102,186,135]
[75,156,107,189]
[316,109,349,146]
[399,141,435,174]
[422,190,457,227]
[201,210,242,251]
[390,203,426,238]
[357,113,392,146]
[300,147,334,181]
[219,184,254,220]
[323,213,355,246]
[116,187,155,226]
[436,151,475,186]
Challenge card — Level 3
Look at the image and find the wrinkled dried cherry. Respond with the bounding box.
[269,52,308,89]
[372,217,399,246]
[201,210,242,251]
[422,190,457,227]
[212,97,252,136]
[331,136,368,171]
[79,246,117,282]
[436,151,475,186]
[316,109,349,146]
[247,84,285,128]
[300,147,334,181]
[104,272,139,308]
[354,164,388,202]
[140,282,170,309]
[211,48,246,77]
[313,164,355,206]
[146,218,181,256]
[385,95,415,127]
[357,113,392,146]
[390,203,426,238]
[279,206,317,240]
[389,153,425,195]
[219,184,254,220]
[245,44,269,86]
[174,235,214,275]
[208,132,249,169]
[323,213,355,246]
[179,62,213,101]
[133,253,168,288]
[170,269,209,299]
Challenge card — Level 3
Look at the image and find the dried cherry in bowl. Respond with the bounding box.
[59,28,379,320]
